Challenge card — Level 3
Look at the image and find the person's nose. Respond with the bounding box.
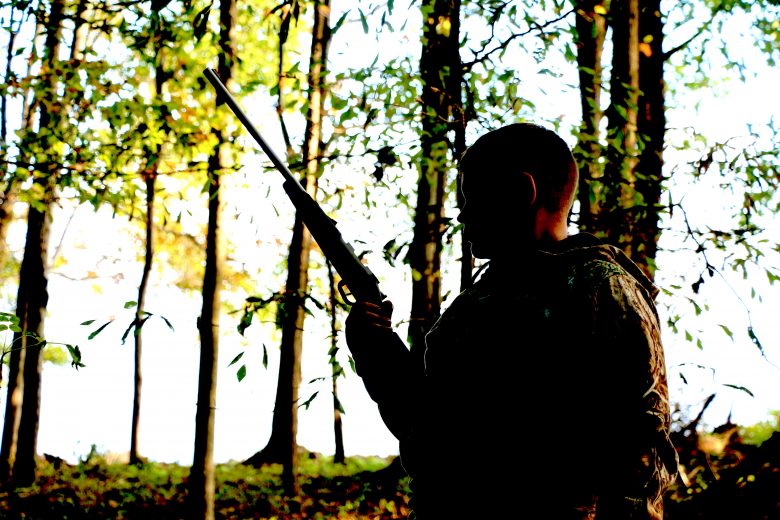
[457,203,467,224]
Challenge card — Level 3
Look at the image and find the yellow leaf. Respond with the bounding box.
[436,16,451,37]
[594,4,607,15]
[639,42,652,57]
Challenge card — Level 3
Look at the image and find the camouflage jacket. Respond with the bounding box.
[353,233,679,519]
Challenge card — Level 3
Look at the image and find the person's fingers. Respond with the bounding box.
[347,301,393,330]
[380,299,394,316]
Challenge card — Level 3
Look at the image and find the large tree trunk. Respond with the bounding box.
[242,3,299,473]
[573,0,607,233]
[189,1,233,518]
[9,196,51,488]
[0,10,47,486]
[9,0,65,488]
[246,0,332,498]
[633,0,666,281]
[409,0,461,349]
[602,0,640,254]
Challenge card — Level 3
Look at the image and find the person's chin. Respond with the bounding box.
[468,242,491,259]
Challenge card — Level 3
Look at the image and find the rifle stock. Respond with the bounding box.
[202,67,385,306]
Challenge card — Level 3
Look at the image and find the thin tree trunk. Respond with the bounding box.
[410,0,461,349]
[189,1,233,517]
[0,7,39,271]
[0,329,24,481]
[327,263,345,464]
[130,173,155,465]
[130,24,167,466]
[0,12,17,265]
[190,152,222,520]
[573,0,607,233]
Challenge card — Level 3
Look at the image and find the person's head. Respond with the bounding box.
[456,122,578,259]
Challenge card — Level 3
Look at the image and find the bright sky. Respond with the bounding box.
[2,3,780,466]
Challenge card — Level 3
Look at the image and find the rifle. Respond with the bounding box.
[202,68,386,306]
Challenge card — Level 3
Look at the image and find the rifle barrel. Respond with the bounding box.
[202,68,300,189]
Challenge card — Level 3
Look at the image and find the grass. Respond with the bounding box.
[0,451,411,519]
[2,424,779,519]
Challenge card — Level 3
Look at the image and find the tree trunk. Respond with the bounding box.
[327,264,345,464]
[633,0,665,281]
[0,5,19,263]
[0,7,43,277]
[10,198,51,487]
[189,1,233,517]
[247,0,332,498]
[242,3,298,473]
[0,9,47,486]
[190,153,223,520]
[409,0,461,349]
[9,0,64,488]
[602,0,640,252]
[573,0,607,233]
[130,16,168,466]
[130,173,155,465]
[0,321,24,481]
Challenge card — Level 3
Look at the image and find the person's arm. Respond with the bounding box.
[345,300,420,441]
[591,273,679,520]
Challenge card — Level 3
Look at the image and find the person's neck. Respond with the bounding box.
[533,219,569,243]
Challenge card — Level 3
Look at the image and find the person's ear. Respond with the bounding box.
[519,171,537,206]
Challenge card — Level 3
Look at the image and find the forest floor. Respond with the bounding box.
[0,450,411,519]
[0,426,778,519]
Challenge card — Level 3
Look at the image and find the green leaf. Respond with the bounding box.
[334,393,345,414]
[236,364,246,382]
[718,324,734,341]
[237,311,253,336]
[358,8,369,33]
[228,351,245,367]
[124,301,137,309]
[81,320,96,326]
[723,383,754,397]
[161,316,174,331]
[299,391,318,410]
[332,10,350,34]
[748,326,764,355]
[66,344,86,370]
[88,320,113,340]
[193,6,211,41]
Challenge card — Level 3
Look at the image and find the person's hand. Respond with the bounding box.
[345,300,394,361]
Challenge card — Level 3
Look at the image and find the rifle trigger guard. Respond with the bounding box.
[338,280,355,305]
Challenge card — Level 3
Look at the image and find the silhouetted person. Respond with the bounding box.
[346,123,678,519]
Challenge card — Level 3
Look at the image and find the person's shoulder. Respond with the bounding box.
[554,233,658,298]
